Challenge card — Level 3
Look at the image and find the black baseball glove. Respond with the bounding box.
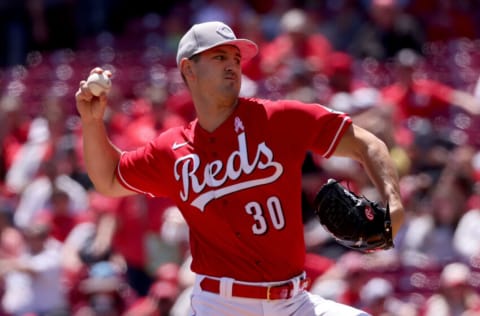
[313,178,394,253]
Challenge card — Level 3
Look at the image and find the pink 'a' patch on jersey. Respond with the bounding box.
[116,98,351,282]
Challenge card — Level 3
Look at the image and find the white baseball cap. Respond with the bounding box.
[176,21,258,66]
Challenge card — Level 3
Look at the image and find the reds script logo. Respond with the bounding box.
[173,117,283,211]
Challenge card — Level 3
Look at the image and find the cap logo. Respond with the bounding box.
[216,25,235,40]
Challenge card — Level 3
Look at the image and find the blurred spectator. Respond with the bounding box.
[61,192,118,273]
[162,89,195,124]
[41,95,70,146]
[36,189,83,243]
[318,0,366,52]
[0,205,23,316]
[73,261,133,316]
[382,48,480,127]
[421,262,480,316]
[158,8,190,65]
[159,206,189,263]
[238,12,270,82]
[0,95,32,183]
[64,147,93,191]
[303,253,335,287]
[398,167,472,268]
[359,277,418,316]
[476,75,480,100]
[12,158,88,229]
[321,51,398,148]
[124,262,181,316]
[413,0,477,43]
[0,206,24,260]
[4,116,51,194]
[124,280,179,316]
[0,220,68,315]
[323,51,366,96]
[452,165,480,261]
[310,251,371,309]
[453,206,480,264]
[118,85,188,150]
[259,8,332,79]
[245,0,290,42]
[281,63,319,103]
[349,0,425,61]
[77,193,174,298]
[60,191,126,311]
[168,255,195,316]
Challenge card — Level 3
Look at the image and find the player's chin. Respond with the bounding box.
[224,78,239,88]
[221,83,240,95]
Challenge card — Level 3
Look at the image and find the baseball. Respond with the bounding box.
[86,71,112,96]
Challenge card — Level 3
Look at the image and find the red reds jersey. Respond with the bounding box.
[381,79,454,123]
[116,97,351,282]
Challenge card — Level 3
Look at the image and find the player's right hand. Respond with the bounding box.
[75,67,111,123]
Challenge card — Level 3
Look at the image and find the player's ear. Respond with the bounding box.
[180,59,194,78]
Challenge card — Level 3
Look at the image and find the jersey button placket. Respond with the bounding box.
[209,137,218,157]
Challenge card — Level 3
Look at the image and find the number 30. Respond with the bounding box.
[245,196,285,235]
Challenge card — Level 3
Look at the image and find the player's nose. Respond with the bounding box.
[225,60,240,73]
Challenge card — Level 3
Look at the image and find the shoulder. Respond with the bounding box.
[159,124,189,138]
[150,123,192,148]
[240,97,324,112]
[239,98,344,127]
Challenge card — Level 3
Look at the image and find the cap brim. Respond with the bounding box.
[219,39,258,63]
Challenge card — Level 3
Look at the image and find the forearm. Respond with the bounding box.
[335,125,404,237]
[363,137,403,235]
[360,136,404,236]
[81,118,122,195]
[76,68,134,197]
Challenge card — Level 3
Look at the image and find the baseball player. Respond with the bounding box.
[75,21,404,316]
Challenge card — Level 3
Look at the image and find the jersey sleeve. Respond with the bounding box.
[115,137,172,198]
[278,100,352,158]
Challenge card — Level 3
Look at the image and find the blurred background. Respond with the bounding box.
[1,0,480,315]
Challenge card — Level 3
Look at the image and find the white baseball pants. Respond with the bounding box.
[190,274,370,316]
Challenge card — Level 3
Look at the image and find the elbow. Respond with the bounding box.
[344,124,390,163]
[353,132,390,165]
[369,134,390,156]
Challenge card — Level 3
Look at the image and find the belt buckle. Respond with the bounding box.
[266,282,292,301]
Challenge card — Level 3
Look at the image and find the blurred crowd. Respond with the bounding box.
[1,0,480,315]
